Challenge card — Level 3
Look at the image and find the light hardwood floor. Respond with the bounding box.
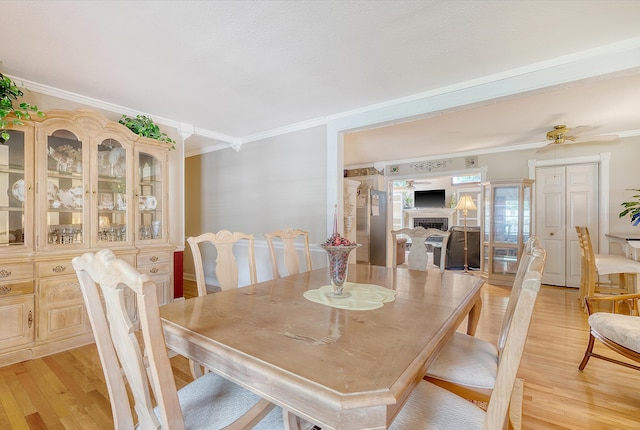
[0,279,639,429]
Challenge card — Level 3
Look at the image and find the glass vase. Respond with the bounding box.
[320,244,359,298]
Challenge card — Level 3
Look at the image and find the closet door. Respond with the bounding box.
[536,163,598,287]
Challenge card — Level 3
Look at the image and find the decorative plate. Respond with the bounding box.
[11,179,25,202]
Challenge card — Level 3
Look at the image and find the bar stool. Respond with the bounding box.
[576,226,640,307]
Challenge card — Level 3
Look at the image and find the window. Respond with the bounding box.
[451,174,481,185]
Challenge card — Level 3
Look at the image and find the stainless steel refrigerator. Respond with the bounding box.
[356,189,387,266]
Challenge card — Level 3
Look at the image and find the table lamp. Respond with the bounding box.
[454,195,478,272]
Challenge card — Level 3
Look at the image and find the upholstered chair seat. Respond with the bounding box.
[390,381,486,430]
[588,313,640,352]
[579,293,640,372]
[148,371,283,429]
[424,331,498,392]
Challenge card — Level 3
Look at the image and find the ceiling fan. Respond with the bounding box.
[536,124,617,153]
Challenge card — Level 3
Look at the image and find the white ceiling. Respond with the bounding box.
[3,1,640,162]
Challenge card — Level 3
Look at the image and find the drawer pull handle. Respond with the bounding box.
[0,269,11,278]
[150,256,159,262]
[28,311,33,328]
[52,265,66,273]
[150,267,159,274]
[0,286,11,295]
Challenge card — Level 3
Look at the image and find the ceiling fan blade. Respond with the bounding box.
[535,142,558,153]
[571,134,618,143]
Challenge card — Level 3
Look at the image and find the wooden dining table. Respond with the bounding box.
[160,265,484,430]
[606,233,640,262]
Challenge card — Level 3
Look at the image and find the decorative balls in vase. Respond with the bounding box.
[319,233,360,298]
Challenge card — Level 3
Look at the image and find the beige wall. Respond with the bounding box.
[183,125,328,281]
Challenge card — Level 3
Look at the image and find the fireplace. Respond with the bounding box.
[403,208,455,234]
[414,217,448,231]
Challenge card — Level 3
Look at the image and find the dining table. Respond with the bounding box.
[160,264,484,430]
[605,233,640,293]
[606,233,640,262]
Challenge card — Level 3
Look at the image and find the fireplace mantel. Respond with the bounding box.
[403,208,456,229]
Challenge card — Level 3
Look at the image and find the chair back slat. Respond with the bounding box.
[187,230,257,294]
[265,228,312,278]
[391,227,450,272]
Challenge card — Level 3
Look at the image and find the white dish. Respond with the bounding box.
[47,181,59,201]
[11,179,25,202]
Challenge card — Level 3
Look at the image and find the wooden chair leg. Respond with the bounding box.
[283,409,300,430]
[189,359,209,379]
[578,333,596,371]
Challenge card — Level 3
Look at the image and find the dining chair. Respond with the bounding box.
[423,236,545,402]
[185,230,258,378]
[390,251,545,429]
[71,249,283,429]
[575,226,640,308]
[391,227,450,273]
[187,232,310,429]
[264,228,312,278]
[578,292,640,372]
[187,230,257,296]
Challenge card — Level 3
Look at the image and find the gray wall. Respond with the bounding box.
[184,125,328,284]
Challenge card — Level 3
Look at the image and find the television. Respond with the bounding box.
[414,189,446,208]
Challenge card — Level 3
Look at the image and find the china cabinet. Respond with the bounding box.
[0,110,175,367]
[480,179,533,286]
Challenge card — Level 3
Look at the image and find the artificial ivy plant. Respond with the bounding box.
[619,188,640,226]
[0,72,45,142]
[118,114,176,149]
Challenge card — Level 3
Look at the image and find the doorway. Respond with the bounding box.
[535,163,599,287]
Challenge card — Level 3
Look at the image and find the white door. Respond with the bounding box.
[535,163,599,287]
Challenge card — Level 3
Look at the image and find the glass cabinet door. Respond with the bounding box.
[96,138,129,245]
[483,184,491,243]
[0,127,33,251]
[137,150,164,242]
[481,179,535,286]
[493,185,520,244]
[44,130,86,248]
[522,184,532,243]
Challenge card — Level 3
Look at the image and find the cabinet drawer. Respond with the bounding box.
[138,263,172,277]
[0,262,34,282]
[38,259,75,278]
[0,281,34,297]
[137,252,172,266]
